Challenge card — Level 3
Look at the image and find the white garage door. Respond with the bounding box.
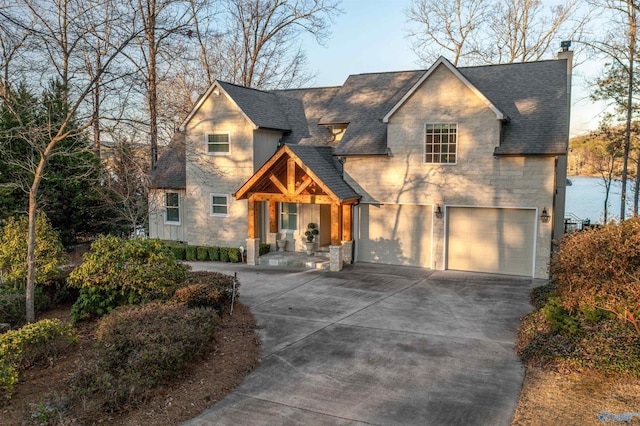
[447,207,535,276]
[357,204,432,268]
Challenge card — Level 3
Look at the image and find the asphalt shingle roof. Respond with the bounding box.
[159,57,569,188]
[286,144,360,201]
[459,59,569,155]
[217,81,290,130]
[149,132,186,189]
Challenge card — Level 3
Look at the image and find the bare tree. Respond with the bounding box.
[406,0,489,66]
[100,131,151,235]
[221,0,341,89]
[126,0,193,168]
[0,0,138,323]
[406,0,587,66]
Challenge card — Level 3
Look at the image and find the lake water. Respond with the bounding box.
[565,176,634,224]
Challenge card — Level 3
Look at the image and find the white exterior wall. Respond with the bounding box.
[148,188,186,242]
[183,91,281,247]
[344,64,556,278]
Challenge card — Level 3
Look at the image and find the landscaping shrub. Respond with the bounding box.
[228,247,240,263]
[185,246,197,261]
[208,246,220,261]
[69,302,218,413]
[219,247,229,262]
[67,236,187,321]
[196,246,209,261]
[259,243,271,256]
[0,212,65,289]
[172,271,240,314]
[550,218,640,333]
[1,319,77,399]
[0,288,52,327]
[517,219,640,376]
[171,246,186,260]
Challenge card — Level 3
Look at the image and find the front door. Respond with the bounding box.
[319,204,331,247]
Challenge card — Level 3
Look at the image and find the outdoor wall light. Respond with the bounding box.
[435,204,443,219]
[540,207,551,223]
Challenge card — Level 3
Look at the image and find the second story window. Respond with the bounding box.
[207,132,230,154]
[425,123,457,164]
[280,203,298,231]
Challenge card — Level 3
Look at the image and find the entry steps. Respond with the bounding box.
[258,248,330,270]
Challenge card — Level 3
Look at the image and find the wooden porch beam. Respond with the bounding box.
[342,204,352,241]
[269,201,278,234]
[294,175,313,195]
[287,158,296,194]
[269,173,288,194]
[252,193,333,204]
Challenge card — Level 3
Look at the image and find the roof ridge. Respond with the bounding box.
[459,58,563,71]
[217,80,275,95]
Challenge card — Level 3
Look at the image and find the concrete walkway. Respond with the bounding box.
[182,262,541,426]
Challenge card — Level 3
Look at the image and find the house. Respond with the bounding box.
[149,47,572,279]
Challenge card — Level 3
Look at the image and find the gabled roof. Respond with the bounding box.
[149,132,186,189]
[460,59,569,156]
[235,144,360,203]
[179,80,290,131]
[382,57,506,122]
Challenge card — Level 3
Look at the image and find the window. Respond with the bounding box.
[280,203,298,231]
[206,132,230,154]
[165,192,180,224]
[210,194,229,216]
[425,123,457,164]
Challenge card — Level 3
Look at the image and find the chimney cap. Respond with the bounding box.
[560,40,572,52]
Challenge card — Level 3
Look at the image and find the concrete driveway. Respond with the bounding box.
[182,262,541,426]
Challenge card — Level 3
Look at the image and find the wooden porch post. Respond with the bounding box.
[269,201,278,233]
[330,202,343,245]
[247,195,257,239]
[342,204,352,241]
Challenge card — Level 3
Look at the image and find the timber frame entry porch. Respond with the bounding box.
[235,144,361,270]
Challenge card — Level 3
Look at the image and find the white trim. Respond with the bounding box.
[424,122,458,165]
[164,191,181,225]
[210,193,230,217]
[443,205,537,277]
[205,131,231,155]
[179,81,258,131]
[382,57,505,123]
[279,202,299,232]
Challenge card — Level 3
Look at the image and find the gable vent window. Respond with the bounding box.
[424,123,457,164]
[207,132,230,154]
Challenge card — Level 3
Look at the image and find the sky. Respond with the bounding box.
[301,0,607,137]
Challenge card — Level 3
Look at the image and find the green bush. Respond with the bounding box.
[259,243,271,256]
[228,247,240,263]
[67,236,187,321]
[172,271,239,314]
[185,246,197,261]
[551,218,640,333]
[196,246,209,261]
[219,247,229,262]
[69,302,218,413]
[0,288,52,327]
[208,246,220,261]
[1,319,77,399]
[171,246,186,260]
[0,212,66,289]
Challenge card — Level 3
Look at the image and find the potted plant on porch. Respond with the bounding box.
[304,223,319,255]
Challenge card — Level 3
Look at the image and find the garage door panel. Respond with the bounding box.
[447,207,535,276]
[358,204,432,268]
